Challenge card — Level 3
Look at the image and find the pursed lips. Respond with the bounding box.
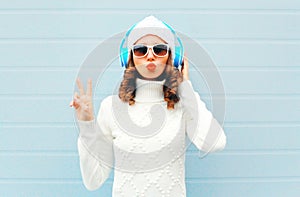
[146,63,156,72]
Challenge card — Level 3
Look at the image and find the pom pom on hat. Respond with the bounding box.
[127,15,176,61]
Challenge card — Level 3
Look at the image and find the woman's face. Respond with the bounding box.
[132,35,169,80]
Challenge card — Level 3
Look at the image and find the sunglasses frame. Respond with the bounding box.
[131,43,169,58]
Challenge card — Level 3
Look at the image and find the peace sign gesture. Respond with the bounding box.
[69,78,95,121]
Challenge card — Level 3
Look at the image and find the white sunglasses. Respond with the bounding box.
[131,44,169,58]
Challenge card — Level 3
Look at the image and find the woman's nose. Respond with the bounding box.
[146,48,155,60]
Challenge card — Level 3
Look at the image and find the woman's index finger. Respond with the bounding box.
[76,78,85,96]
[86,79,92,97]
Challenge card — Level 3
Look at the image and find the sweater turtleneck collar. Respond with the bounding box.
[135,77,166,103]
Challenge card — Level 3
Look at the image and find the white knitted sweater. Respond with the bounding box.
[77,78,227,197]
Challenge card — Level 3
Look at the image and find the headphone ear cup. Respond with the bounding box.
[120,23,138,68]
[120,47,129,68]
[173,46,183,68]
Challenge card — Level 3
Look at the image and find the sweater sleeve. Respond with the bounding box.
[178,80,227,153]
[77,96,114,191]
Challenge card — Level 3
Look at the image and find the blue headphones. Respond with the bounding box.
[119,21,184,69]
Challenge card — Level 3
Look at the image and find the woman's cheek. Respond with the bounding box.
[133,58,143,67]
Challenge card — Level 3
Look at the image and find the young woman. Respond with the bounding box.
[70,15,227,197]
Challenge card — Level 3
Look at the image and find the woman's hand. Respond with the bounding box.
[69,78,95,121]
[181,56,189,81]
[178,55,189,84]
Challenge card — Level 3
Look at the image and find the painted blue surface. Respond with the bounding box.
[0,1,299,196]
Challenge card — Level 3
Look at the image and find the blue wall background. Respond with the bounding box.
[1,1,300,196]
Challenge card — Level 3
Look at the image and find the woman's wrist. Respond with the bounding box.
[183,74,189,81]
[77,114,95,121]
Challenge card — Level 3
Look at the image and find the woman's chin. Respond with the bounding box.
[136,69,165,81]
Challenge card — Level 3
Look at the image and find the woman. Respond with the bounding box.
[70,15,227,197]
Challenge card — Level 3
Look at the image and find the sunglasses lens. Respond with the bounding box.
[153,44,168,57]
[133,45,148,57]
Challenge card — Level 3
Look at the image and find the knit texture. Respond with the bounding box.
[77,78,227,197]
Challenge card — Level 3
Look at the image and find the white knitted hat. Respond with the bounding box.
[127,15,175,60]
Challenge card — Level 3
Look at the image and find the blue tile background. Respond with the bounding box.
[1,1,300,196]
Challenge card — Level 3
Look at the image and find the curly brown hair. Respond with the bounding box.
[118,52,183,110]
